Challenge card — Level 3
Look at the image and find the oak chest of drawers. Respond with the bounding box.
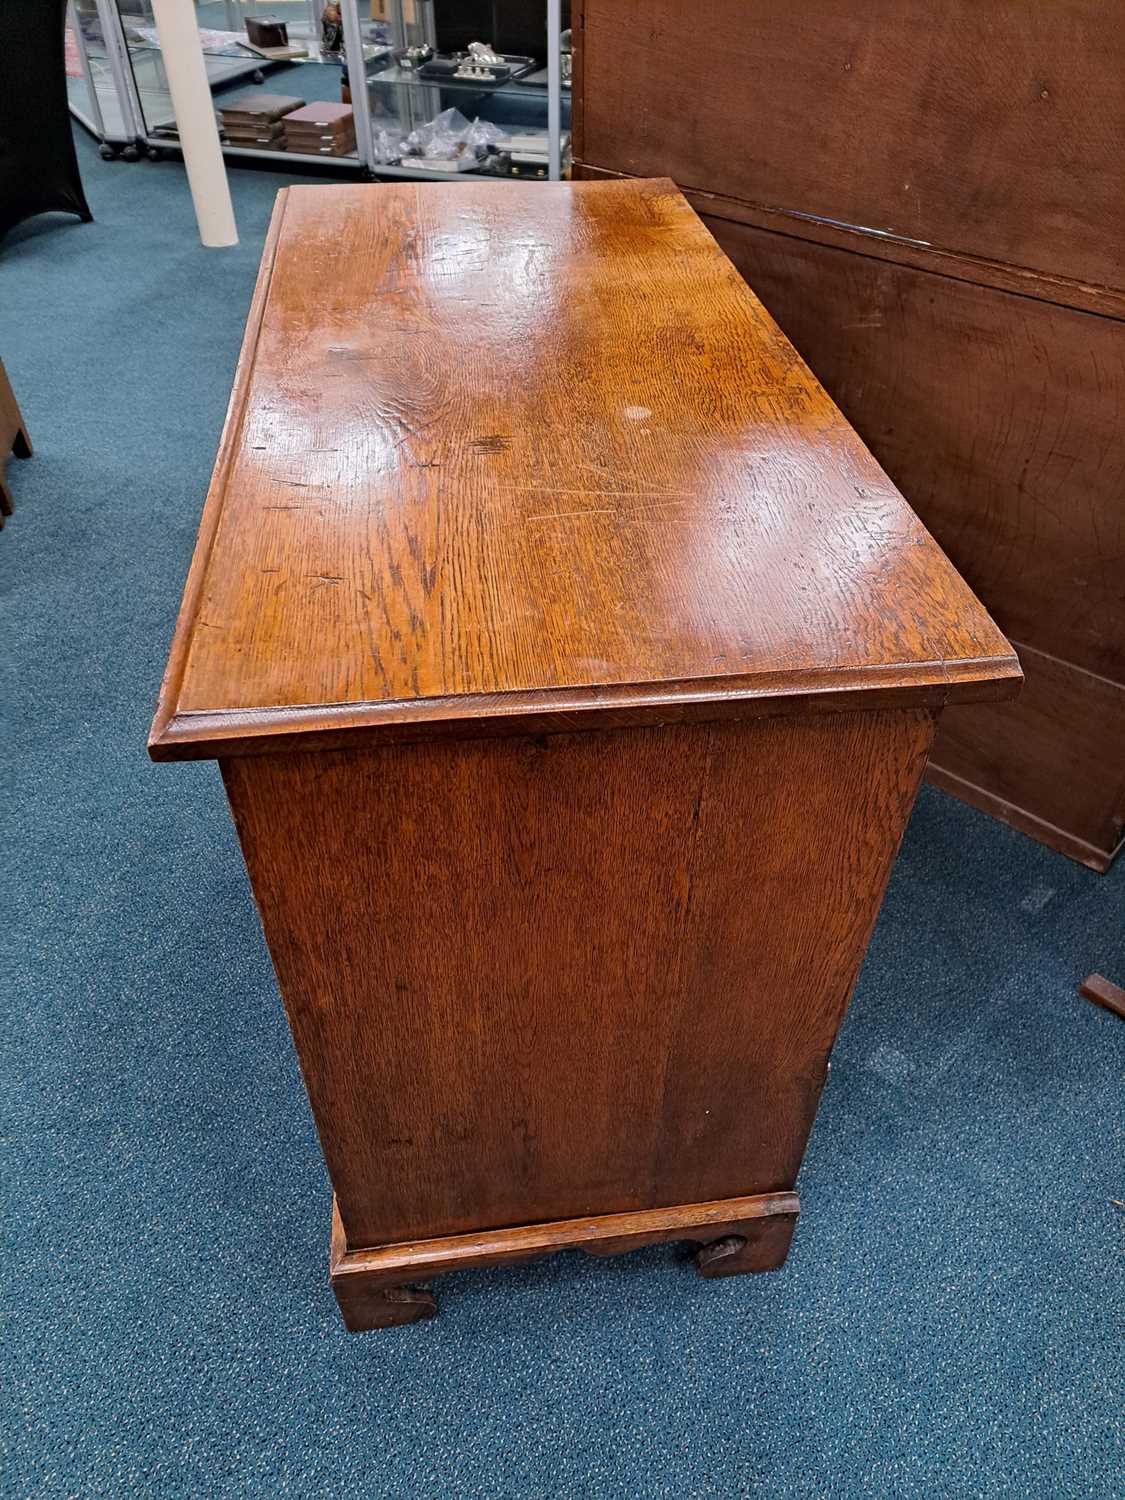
[151,180,1019,1330]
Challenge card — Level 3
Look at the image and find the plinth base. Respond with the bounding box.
[329,1191,800,1332]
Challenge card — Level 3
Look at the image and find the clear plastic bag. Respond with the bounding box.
[404,107,473,159]
[371,127,404,165]
[464,117,505,152]
[401,109,506,171]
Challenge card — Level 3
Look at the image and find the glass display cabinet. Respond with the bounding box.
[65,0,569,180]
[66,1,136,148]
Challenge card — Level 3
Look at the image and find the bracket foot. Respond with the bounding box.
[332,1278,438,1333]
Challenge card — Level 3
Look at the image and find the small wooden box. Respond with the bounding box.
[150,181,1020,1330]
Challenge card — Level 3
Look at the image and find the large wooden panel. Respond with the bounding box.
[150,180,1018,763]
[223,709,934,1250]
[704,215,1125,688]
[931,643,1125,870]
[577,0,1125,292]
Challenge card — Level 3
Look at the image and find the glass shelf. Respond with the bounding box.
[365,61,549,99]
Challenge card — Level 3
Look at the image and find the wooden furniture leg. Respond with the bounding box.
[0,357,32,527]
[1078,974,1125,1022]
[330,1193,801,1332]
[693,1216,800,1279]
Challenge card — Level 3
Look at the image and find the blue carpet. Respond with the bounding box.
[212,58,350,107]
[2,132,1123,1499]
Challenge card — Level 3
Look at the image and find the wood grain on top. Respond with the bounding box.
[150,179,1019,760]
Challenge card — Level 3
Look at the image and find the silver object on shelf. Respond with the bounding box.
[399,42,434,69]
[465,40,503,65]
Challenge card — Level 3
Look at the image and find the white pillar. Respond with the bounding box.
[149,0,238,248]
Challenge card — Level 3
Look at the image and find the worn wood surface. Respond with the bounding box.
[331,1191,799,1281]
[224,709,935,1251]
[698,214,1124,869]
[704,217,1125,688]
[150,179,1017,762]
[703,216,1124,866]
[929,642,1125,871]
[572,6,1122,869]
[329,1191,798,1330]
[681,178,1125,323]
[576,0,1125,295]
[330,1201,439,1331]
[575,163,1125,322]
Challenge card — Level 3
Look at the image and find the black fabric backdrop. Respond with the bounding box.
[0,0,92,243]
[434,1,572,63]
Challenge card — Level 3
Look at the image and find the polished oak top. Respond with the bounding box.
[151,179,1019,759]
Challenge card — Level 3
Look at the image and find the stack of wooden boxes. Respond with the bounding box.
[283,103,357,157]
[217,94,304,151]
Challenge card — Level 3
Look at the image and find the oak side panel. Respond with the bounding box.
[223,709,934,1250]
[577,0,1125,292]
[704,215,1125,687]
[930,642,1125,869]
